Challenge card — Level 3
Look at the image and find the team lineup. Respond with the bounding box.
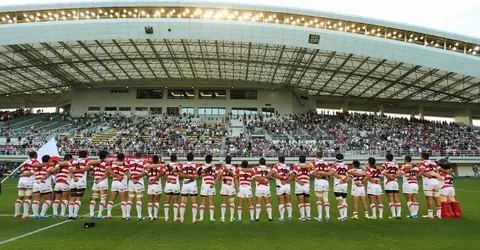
[13,151,462,223]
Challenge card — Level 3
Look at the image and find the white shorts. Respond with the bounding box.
[33,182,52,194]
[333,183,348,194]
[147,184,162,195]
[255,188,271,197]
[314,179,329,192]
[54,182,71,192]
[276,184,291,195]
[237,186,253,198]
[367,184,383,196]
[220,184,236,196]
[164,183,180,194]
[295,183,310,195]
[128,181,145,192]
[440,187,455,196]
[71,179,86,190]
[424,179,440,197]
[200,185,216,196]
[384,181,399,191]
[181,183,198,195]
[403,183,419,194]
[352,186,366,197]
[111,181,128,192]
[17,177,34,189]
[92,180,109,191]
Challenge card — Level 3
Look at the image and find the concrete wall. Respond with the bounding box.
[70,88,316,117]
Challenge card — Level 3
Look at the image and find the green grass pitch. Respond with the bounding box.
[0,178,479,250]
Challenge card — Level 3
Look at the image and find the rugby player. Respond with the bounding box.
[311,151,334,222]
[105,153,128,219]
[31,155,52,219]
[219,156,237,222]
[418,152,442,219]
[382,154,402,219]
[198,155,221,222]
[252,158,273,221]
[84,150,110,219]
[349,160,369,220]
[292,155,314,221]
[145,155,165,221]
[271,156,293,222]
[366,157,384,219]
[402,156,420,219]
[235,160,255,223]
[14,151,38,218]
[68,150,89,219]
[179,152,200,223]
[163,154,181,222]
[435,159,462,218]
[50,154,73,218]
[125,151,148,220]
[332,154,350,221]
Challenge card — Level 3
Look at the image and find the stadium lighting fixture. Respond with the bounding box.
[276,19,279,23]
[474,46,479,51]
[399,34,402,38]
[37,12,41,16]
[474,51,477,55]
[1,17,5,21]
[26,18,30,22]
[357,27,360,31]
[115,12,119,16]
[393,35,396,39]
[122,14,126,17]
[435,43,439,47]
[333,23,337,27]
[339,27,343,31]
[48,12,52,16]
[166,14,170,17]
[320,22,324,25]
[30,15,34,19]
[339,22,342,25]
[67,13,71,17]
[161,9,165,13]
[62,16,66,20]
[128,11,132,15]
[8,19,12,23]
[109,14,113,18]
[453,47,457,51]
[110,9,114,13]
[387,33,391,37]
[408,38,412,42]
[455,42,459,46]
[43,14,48,18]
[172,9,176,13]
[352,29,356,32]
[86,10,89,14]
[80,12,84,17]
[23,13,27,17]
[410,34,413,38]
[362,26,366,29]
[414,37,418,40]
[73,11,76,14]
[292,21,296,25]
[91,13,96,17]
[420,36,424,39]
[123,9,127,13]
[99,10,103,14]
[327,21,331,25]
[134,9,138,13]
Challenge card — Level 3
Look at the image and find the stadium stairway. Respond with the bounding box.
[74,129,117,143]
[7,114,48,130]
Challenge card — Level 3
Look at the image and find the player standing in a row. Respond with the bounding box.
[220,156,236,222]
[292,156,314,221]
[418,152,442,219]
[68,150,89,219]
[253,158,273,221]
[235,161,255,223]
[126,152,147,220]
[145,155,165,220]
[163,154,181,222]
[402,156,420,218]
[105,153,128,219]
[332,154,350,221]
[83,151,110,219]
[179,152,200,223]
[349,160,369,219]
[14,151,38,218]
[366,158,384,219]
[51,154,73,218]
[32,155,54,219]
[383,154,402,219]
[311,152,334,222]
[199,155,221,222]
[271,156,293,222]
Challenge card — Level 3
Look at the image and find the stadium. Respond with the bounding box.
[0,0,479,249]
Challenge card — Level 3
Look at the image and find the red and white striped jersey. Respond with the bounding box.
[201,164,219,186]
[332,162,350,185]
[110,163,127,183]
[55,163,70,184]
[44,165,54,186]
[312,159,330,179]
[293,165,314,185]
[162,163,180,185]
[383,161,400,185]
[440,172,454,188]
[22,158,38,178]
[70,158,89,182]
[181,162,199,186]
[127,159,147,182]
[93,161,109,181]
[34,165,48,183]
[253,165,270,189]
[272,163,291,186]
[419,160,440,180]
[402,164,419,184]
[351,168,365,187]
[222,164,236,185]
[235,168,253,187]
[147,165,162,185]
[366,166,382,185]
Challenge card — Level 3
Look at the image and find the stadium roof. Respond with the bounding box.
[0,0,479,105]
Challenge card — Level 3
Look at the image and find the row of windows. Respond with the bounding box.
[88,106,274,115]
[132,89,257,99]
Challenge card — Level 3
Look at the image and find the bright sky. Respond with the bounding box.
[1,0,480,38]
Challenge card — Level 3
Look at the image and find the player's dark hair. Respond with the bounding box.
[368,157,376,166]
[438,158,452,170]
[28,151,37,158]
[98,150,108,160]
[79,150,88,158]
[41,155,50,163]
[352,160,360,168]
[421,152,429,160]
[386,153,394,161]
[170,154,177,162]
[117,153,125,161]
[241,160,249,168]
[278,156,285,163]
[135,151,142,158]
[404,155,412,163]
[299,155,306,163]
[187,152,194,161]
[205,154,213,164]
[225,155,232,164]
[336,153,344,161]
[316,151,323,158]
[152,155,159,164]
[259,157,266,165]
[64,154,73,161]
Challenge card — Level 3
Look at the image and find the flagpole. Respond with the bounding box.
[1,159,28,184]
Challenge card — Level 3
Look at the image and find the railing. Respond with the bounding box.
[1,148,479,158]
